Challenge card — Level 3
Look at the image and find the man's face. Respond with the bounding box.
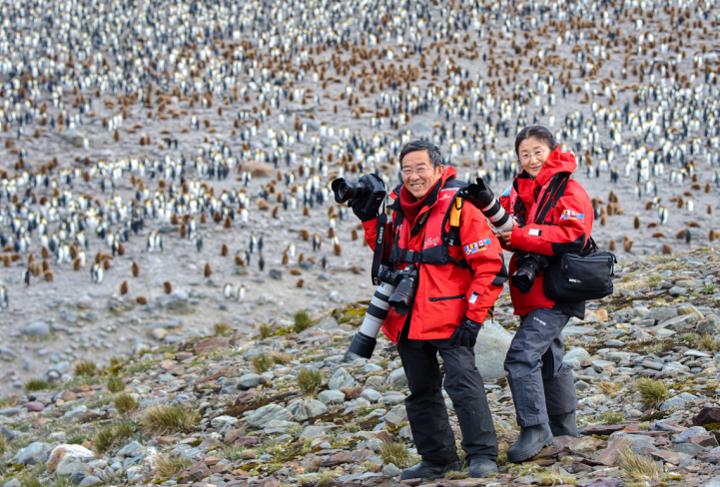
[401,150,443,199]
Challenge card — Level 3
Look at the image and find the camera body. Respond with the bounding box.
[459,177,515,233]
[511,253,549,293]
[377,264,418,316]
[331,175,386,219]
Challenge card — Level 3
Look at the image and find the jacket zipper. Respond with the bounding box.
[428,294,465,302]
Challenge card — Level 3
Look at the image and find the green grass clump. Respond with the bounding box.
[697,334,720,352]
[296,368,322,396]
[106,356,125,375]
[293,310,314,333]
[24,378,52,392]
[380,441,411,468]
[597,411,625,424]
[252,353,273,373]
[74,360,98,377]
[537,467,576,485]
[258,323,274,339]
[142,404,199,435]
[114,393,139,415]
[0,434,6,456]
[94,421,135,453]
[213,322,233,336]
[634,378,668,409]
[107,375,125,393]
[154,454,192,480]
[615,446,660,481]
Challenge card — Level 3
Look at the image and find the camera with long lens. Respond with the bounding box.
[458,177,515,233]
[511,253,549,293]
[331,174,386,219]
[343,265,418,361]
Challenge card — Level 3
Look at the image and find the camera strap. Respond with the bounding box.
[534,173,570,225]
[371,212,387,285]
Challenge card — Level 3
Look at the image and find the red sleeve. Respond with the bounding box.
[510,180,593,256]
[459,204,507,323]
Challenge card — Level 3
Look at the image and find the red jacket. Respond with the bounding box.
[362,167,506,344]
[499,147,594,317]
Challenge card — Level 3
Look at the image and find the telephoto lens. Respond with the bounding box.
[460,177,515,233]
[343,281,395,361]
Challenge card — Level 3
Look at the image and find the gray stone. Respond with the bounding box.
[262,419,298,434]
[382,463,402,476]
[361,389,382,402]
[12,442,52,465]
[269,269,283,280]
[211,415,239,432]
[384,404,407,425]
[381,392,405,405]
[79,476,102,487]
[317,390,345,405]
[64,405,88,419]
[660,392,698,411]
[343,397,371,413]
[473,320,513,380]
[328,367,356,389]
[287,398,328,421]
[696,314,720,335]
[245,404,290,428]
[563,347,591,368]
[668,286,687,297]
[562,325,594,337]
[658,314,697,332]
[386,367,407,388]
[672,426,708,443]
[117,441,145,458]
[56,458,88,477]
[647,307,678,322]
[22,320,51,337]
[238,373,262,389]
[300,425,333,439]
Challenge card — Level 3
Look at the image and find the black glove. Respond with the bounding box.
[449,317,483,348]
[350,174,385,221]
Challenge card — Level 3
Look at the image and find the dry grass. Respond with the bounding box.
[616,446,661,481]
[107,375,125,393]
[154,454,192,480]
[597,381,623,396]
[213,322,233,336]
[380,441,411,468]
[114,393,139,415]
[297,368,322,395]
[536,467,577,486]
[252,353,273,373]
[697,334,720,352]
[293,310,314,333]
[74,360,98,377]
[24,378,52,392]
[634,378,668,409]
[94,421,135,453]
[142,404,199,435]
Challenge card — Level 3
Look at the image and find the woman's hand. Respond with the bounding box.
[498,231,513,249]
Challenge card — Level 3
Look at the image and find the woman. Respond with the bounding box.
[497,126,594,463]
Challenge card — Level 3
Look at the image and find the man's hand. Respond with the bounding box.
[350,174,384,221]
[449,317,483,348]
[498,231,513,249]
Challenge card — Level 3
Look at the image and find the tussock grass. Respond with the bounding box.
[106,356,125,375]
[154,454,192,480]
[107,375,125,393]
[213,322,233,336]
[293,310,314,333]
[616,446,660,481]
[296,368,322,395]
[697,334,720,352]
[597,381,623,396]
[94,421,135,453]
[634,378,668,409]
[597,411,625,424]
[74,360,98,377]
[271,351,292,364]
[258,323,274,339]
[380,441,411,468]
[0,434,6,456]
[142,404,199,435]
[24,378,52,392]
[537,467,577,485]
[252,353,273,373]
[114,393,139,415]
[0,395,19,408]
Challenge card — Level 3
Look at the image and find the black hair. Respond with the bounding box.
[514,125,558,157]
[399,140,444,168]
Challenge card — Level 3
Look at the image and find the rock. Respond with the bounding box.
[473,320,513,380]
[269,269,283,280]
[78,476,102,487]
[328,367,356,389]
[383,404,407,425]
[287,398,328,421]
[647,307,678,322]
[22,320,51,337]
[660,392,698,411]
[211,415,239,433]
[696,314,720,335]
[693,407,720,427]
[117,441,145,458]
[380,392,405,405]
[238,373,262,389]
[382,463,402,476]
[317,390,345,405]
[193,336,231,355]
[24,401,44,412]
[245,404,290,428]
[56,458,89,477]
[668,286,687,297]
[361,388,382,402]
[563,347,591,368]
[385,367,407,387]
[46,444,94,473]
[657,313,697,332]
[672,426,709,443]
[12,441,52,465]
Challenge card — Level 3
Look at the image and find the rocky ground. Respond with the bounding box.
[0,246,718,486]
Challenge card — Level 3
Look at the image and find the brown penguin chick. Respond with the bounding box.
[633,216,640,229]
[131,261,140,277]
[623,238,633,252]
[221,244,229,257]
[299,229,309,241]
[662,244,672,255]
[44,271,54,282]
[179,224,187,238]
[652,232,666,238]
[103,259,111,270]
[136,296,148,305]
[163,281,172,294]
[675,229,687,239]
[333,241,342,256]
[272,207,279,219]
[120,281,129,295]
[600,215,606,226]
[282,252,289,266]
[73,258,82,271]
[204,263,212,278]
[290,268,302,276]
[327,227,336,239]
[235,254,245,266]
[303,207,310,217]
[351,229,359,241]
[117,243,125,256]
[41,246,50,259]
[608,240,616,252]
[224,216,232,228]
[296,278,304,288]
[42,260,49,272]
[709,230,717,242]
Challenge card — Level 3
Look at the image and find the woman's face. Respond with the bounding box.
[518,136,552,177]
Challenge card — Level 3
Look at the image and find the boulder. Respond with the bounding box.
[474,320,513,380]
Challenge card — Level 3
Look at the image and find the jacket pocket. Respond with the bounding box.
[428,294,465,302]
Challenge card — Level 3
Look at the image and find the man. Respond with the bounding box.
[353,140,507,480]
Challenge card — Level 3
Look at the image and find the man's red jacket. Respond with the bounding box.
[499,147,594,317]
[362,167,506,344]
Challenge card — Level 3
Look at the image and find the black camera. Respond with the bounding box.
[331,174,386,221]
[459,177,515,232]
[511,253,549,293]
[378,265,418,316]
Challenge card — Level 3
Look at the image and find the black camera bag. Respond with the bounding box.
[533,173,617,303]
[543,238,616,302]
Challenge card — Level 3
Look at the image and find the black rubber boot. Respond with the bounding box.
[549,411,579,437]
[507,423,553,463]
[468,456,498,477]
[400,460,461,480]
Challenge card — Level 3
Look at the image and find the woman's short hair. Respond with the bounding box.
[399,140,444,167]
[514,126,558,156]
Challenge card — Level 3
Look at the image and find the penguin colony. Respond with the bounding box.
[0,0,718,317]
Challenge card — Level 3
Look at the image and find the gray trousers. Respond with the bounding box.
[504,308,577,428]
[397,338,497,464]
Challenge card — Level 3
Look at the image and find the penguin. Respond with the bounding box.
[0,285,8,310]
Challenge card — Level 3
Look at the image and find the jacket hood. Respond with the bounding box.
[534,147,577,186]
